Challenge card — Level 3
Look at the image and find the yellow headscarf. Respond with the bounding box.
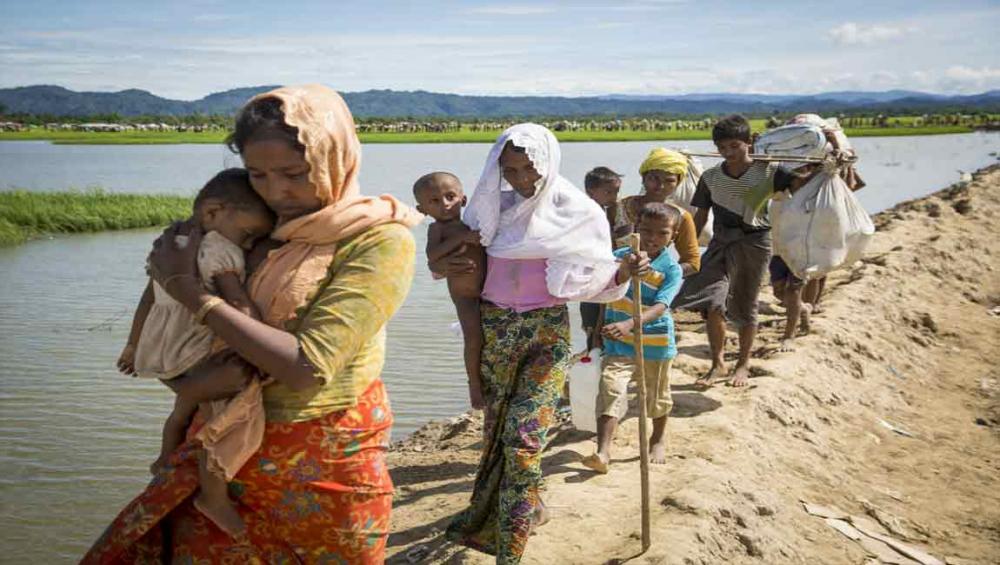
[639,148,688,183]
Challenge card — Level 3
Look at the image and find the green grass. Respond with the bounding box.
[843,125,973,137]
[0,190,192,246]
[0,122,978,145]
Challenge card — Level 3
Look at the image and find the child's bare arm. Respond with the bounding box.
[602,303,667,340]
[643,302,668,324]
[426,226,480,263]
[213,272,262,321]
[127,279,155,345]
[117,279,154,375]
[693,207,710,237]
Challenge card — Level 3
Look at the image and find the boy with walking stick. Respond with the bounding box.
[582,202,684,475]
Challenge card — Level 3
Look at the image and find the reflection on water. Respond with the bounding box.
[0,133,997,561]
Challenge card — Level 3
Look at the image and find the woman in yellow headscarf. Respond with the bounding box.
[83,85,421,564]
[611,148,701,276]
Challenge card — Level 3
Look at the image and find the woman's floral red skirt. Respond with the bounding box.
[82,380,394,564]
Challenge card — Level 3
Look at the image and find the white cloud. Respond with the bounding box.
[945,65,1000,82]
[941,66,1000,92]
[828,22,916,45]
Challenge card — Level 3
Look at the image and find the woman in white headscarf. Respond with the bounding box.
[443,124,647,563]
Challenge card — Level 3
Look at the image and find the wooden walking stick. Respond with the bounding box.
[628,232,652,553]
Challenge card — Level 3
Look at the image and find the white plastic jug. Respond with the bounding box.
[569,348,602,433]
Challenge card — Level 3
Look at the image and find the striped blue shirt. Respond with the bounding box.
[602,247,683,361]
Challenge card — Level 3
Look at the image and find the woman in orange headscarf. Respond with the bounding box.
[83,85,422,564]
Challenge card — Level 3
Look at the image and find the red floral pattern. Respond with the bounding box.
[82,380,393,564]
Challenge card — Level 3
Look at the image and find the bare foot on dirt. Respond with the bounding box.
[194,492,247,539]
[778,338,796,352]
[582,453,610,474]
[531,500,550,530]
[695,365,726,390]
[728,365,751,387]
[650,441,668,464]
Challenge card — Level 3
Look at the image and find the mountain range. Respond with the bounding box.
[1,85,998,119]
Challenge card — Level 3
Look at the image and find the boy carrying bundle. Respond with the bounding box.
[672,115,804,388]
[767,117,865,350]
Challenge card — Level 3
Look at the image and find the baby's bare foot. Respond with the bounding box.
[778,338,796,352]
[194,492,246,539]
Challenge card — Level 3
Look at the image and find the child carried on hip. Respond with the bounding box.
[117,168,275,538]
[413,172,487,409]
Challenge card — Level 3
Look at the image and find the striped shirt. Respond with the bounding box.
[602,247,683,361]
[693,161,793,232]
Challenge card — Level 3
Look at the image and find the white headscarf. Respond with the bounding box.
[463,123,621,301]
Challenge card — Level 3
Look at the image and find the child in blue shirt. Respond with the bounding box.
[582,202,684,474]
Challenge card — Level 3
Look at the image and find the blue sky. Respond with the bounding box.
[1,0,997,100]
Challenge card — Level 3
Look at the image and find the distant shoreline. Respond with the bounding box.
[0,125,977,145]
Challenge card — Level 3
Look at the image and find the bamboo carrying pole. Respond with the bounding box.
[628,232,652,553]
[679,149,857,165]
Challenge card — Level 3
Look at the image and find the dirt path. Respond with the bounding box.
[386,166,1000,565]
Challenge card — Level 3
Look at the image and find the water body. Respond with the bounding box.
[3,133,998,212]
[0,133,997,561]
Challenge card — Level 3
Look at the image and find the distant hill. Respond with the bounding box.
[599,90,942,104]
[1,85,998,119]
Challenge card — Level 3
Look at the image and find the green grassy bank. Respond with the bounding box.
[0,190,192,246]
[0,123,976,145]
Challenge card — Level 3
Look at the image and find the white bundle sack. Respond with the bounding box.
[788,113,831,130]
[755,123,830,160]
[788,114,854,154]
[666,153,714,245]
[771,171,875,279]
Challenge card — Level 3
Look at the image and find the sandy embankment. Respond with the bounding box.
[386,166,1000,565]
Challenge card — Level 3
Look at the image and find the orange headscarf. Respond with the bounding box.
[246,84,422,326]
